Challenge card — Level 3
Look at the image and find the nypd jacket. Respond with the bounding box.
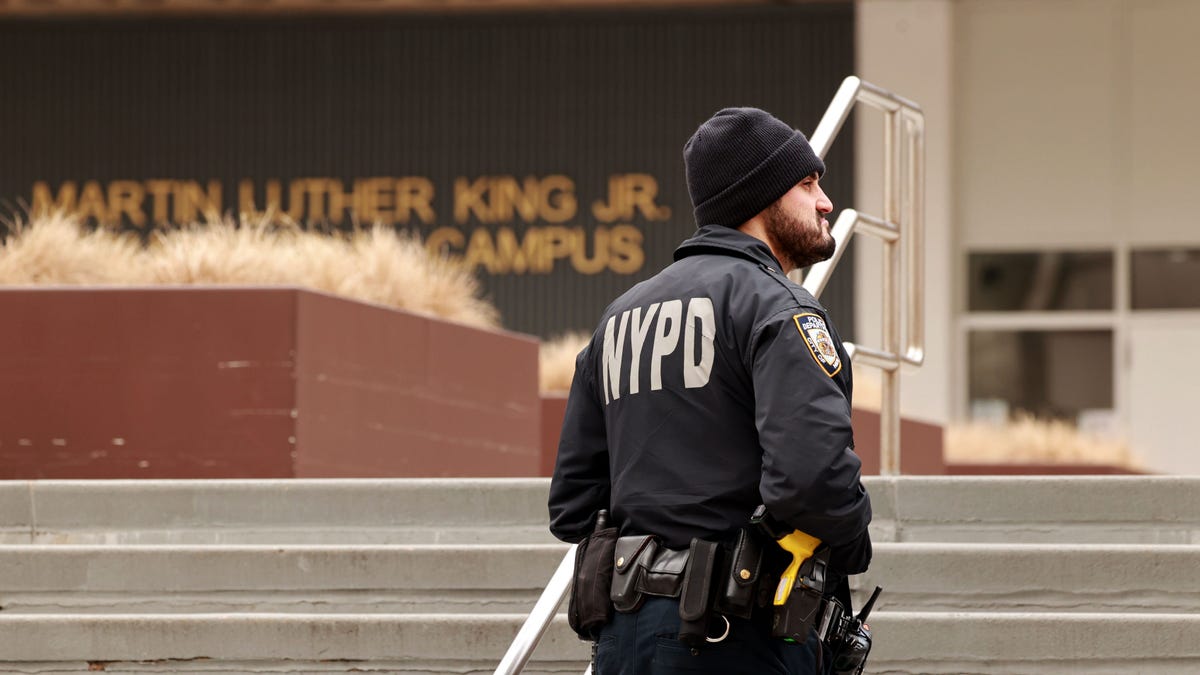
[548,225,872,573]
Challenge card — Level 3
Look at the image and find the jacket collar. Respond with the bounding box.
[673,224,784,270]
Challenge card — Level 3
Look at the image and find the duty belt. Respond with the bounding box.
[609,532,768,622]
[607,531,848,649]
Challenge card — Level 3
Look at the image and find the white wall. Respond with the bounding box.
[1129,1,1200,245]
[1129,317,1200,473]
[855,0,955,425]
[956,0,1200,248]
[941,0,1200,472]
[956,0,1121,248]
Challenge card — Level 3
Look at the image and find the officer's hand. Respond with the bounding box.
[828,527,872,576]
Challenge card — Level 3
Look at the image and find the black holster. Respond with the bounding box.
[610,535,656,613]
[713,527,765,620]
[770,547,831,642]
[567,521,618,640]
[677,538,721,649]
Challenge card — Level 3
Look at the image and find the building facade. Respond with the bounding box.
[858,0,1200,473]
[3,0,1197,472]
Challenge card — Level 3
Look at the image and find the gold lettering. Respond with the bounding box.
[300,179,325,222]
[339,180,357,225]
[608,224,645,274]
[463,227,499,273]
[455,175,581,225]
[540,175,577,223]
[260,180,283,220]
[31,181,77,217]
[495,176,540,224]
[286,180,306,221]
[572,226,608,275]
[592,175,625,222]
[372,178,397,224]
[455,176,491,224]
[593,174,671,222]
[626,174,671,220]
[107,181,147,229]
[76,181,109,224]
[305,178,348,225]
[318,179,349,225]
[426,227,466,259]
[494,227,541,274]
[175,180,222,223]
[238,179,263,219]
[396,177,435,224]
[541,225,574,273]
[146,180,173,225]
[353,178,390,225]
[435,224,644,276]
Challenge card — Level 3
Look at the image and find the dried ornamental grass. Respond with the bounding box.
[0,213,151,285]
[849,363,1135,467]
[145,217,302,286]
[945,414,1139,468]
[540,331,590,393]
[0,215,499,329]
[342,226,498,327]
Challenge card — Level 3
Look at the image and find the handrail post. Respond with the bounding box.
[904,110,926,367]
[802,76,926,476]
[880,108,902,474]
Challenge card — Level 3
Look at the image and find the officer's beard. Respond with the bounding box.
[762,201,836,271]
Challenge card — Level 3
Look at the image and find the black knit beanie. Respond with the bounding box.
[683,107,825,228]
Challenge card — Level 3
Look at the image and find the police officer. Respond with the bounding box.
[549,107,872,674]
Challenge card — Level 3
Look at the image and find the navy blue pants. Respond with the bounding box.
[593,597,826,675]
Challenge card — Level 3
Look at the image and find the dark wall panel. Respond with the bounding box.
[0,5,857,339]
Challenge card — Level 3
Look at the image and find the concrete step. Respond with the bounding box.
[3,543,1197,615]
[0,544,569,614]
[0,477,1196,673]
[873,476,1200,545]
[854,543,1200,613]
[0,613,587,674]
[1,612,1199,673]
[3,477,1199,545]
[0,479,558,546]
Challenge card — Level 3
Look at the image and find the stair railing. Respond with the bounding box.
[796,76,926,476]
[495,75,924,674]
[494,543,584,675]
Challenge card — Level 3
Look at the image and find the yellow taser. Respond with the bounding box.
[772,530,822,605]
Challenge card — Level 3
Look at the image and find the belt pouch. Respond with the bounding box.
[677,538,720,649]
[642,547,689,598]
[770,548,830,642]
[714,528,763,620]
[567,524,618,640]
[610,535,656,613]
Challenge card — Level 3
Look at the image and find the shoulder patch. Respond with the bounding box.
[792,313,842,377]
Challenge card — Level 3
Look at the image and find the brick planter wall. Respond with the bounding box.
[0,288,541,478]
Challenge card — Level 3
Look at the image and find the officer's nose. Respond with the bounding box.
[816,187,833,214]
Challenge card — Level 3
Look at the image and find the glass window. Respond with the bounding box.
[968,251,1113,311]
[1132,248,1200,310]
[968,330,1113,424]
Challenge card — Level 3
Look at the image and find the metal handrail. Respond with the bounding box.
[494,545,585,675]
[798,75,926,476]
[495,75,925,674]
